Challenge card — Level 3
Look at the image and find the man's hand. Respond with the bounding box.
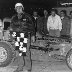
[59,29,62,31]
[9,28,13,31]
[31,36,35,43]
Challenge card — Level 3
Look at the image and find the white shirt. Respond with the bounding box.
[47,14,62,31]
[61,17,64,20]
[33,16,38,20]
[0,20,3,32]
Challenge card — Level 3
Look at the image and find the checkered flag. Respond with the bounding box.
[12,32,28,56]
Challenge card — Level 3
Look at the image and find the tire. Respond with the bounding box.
[0,41,13,67]
[66,49,72,71]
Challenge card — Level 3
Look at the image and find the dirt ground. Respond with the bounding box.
[0,49,72,72]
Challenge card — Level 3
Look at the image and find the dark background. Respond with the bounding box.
[0,0,71,19]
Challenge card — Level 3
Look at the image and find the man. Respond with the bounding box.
[32,11,40,40]
[60,10,71,37]
[42,10,49,35]
[33,11,39,20]
[32,11,40,32]
[10,3,35,72]
[37,10,49,36]
[44,10,48,18]
[47,9,62,37]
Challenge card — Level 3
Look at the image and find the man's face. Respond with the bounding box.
[44,10,48,16]
[51,11,56,17]
[16,6,23,14]
[33,12,38,17]
[60,12,65,17]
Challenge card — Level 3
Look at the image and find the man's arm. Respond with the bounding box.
[26,14,35,36]
[58,16,62,31]
[47,16,50,31]
[26,14,35,42]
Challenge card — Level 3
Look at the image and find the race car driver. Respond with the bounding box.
[10,3,35,72]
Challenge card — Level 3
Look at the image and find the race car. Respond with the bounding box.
[0,18,72,71]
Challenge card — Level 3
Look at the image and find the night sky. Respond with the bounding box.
[0,0,60,19]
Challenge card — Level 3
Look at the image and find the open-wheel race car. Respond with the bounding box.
[0,18,72,71]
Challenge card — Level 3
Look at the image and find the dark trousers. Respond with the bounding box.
[49,29,60,37]
[17,34,32,71]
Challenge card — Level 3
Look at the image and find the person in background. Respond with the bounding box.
[33,11,39,20]
[32,11,40,31]
[42,10,49,35]
[32,11,40,39]
[37,10,49,36]
[0,19,3,40]
[69,11,72,38]
[47,9,62,37]
[60,10,71,37]
[44,10,48,17]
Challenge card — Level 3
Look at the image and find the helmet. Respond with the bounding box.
[15,3,23,9]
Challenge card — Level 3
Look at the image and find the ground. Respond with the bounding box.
[0,49,72,72]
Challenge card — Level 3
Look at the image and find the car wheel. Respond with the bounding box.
[66,49,72,70]
[0,41,13,67]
